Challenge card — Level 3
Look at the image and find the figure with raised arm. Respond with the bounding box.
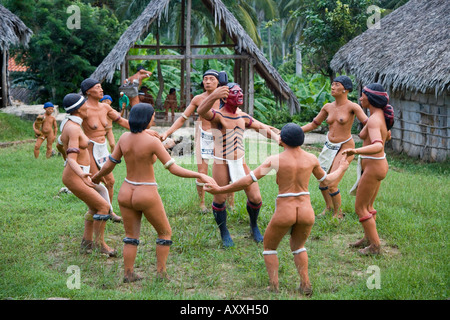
[161,70,230,213]
[197,83,280,247]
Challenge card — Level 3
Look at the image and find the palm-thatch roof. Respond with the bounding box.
[90,0,300,112]
[0,4,32,51]
[330,0,450,95]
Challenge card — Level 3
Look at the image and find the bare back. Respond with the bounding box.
[112,132,171,183]
[273,148,322,195]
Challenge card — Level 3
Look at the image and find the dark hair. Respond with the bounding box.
[362,83,395,130]
[169,88,176,94]
[333,75,353,92]
[128,103,154,133]
[280,123,304,147]
[220,82,240,108]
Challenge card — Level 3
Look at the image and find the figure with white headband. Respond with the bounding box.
[205,123,350,295]
[59,93,116,257]
[342,83,395,255]
[301,75,368,219]
[92,103,215,283]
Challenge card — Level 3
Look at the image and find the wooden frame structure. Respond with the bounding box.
[0,5,32,108]
[91,0,300,115]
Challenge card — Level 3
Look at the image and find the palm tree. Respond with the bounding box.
[279,0,307,76]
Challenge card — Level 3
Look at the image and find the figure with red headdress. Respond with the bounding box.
[342,83,395,255]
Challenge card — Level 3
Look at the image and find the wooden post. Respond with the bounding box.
[248,58,255,116]
[1,50,7,108]
[185,0,192,108]
[243,58,249,113]
[180,0,186,108]
[120,61,126,85]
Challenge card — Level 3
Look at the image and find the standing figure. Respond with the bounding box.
[205,123,350,295]
[92,103,215,283]
[301,76,368,218]
[59,93,116,256]
[163,88,178,122]
[122,65,152,109]
[160,70,230,213]
[119,92,130,118]
[342,83,394,255]
[197,83,280,247]
[99,95,116,153]
[139,86,155,105]
[33,102,57,158]
[80,78,131,223]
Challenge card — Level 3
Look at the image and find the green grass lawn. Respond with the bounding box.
[0,114,448,300]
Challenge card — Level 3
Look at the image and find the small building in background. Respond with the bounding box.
[331,0,449,162]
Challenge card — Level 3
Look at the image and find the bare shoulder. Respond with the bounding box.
[301,149,320,165]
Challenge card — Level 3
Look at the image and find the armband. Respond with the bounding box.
[108,155,121,164]
[207,109,216,121]
[163,158,175,169]
[371,139,383,145]
[246,116,253,127]
[66,148,80,154]
[317,172,327,182]
[249,171,258,182]
[181,113,188,120]
[362,118,368,125]
[113,115,121,122]
[313,119,321,126]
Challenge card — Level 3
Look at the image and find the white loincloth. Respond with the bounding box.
[200,127,214,159]
[214,156,246,183]
[349,154,386,196]
[90,140,109,169]
[119,82,139,98]
[318,134,353,173]
[93,183,112,213]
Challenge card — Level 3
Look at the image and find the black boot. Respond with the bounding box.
[212,202,234,247]
[247,200,263,243]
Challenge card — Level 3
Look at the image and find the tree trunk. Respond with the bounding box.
[295,34,302,76]
[156,28,164,108]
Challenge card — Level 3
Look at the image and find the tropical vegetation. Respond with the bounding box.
[2,0,409,125]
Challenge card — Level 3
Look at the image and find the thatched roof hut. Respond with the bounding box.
[330,0,449,162]
[91,0,300,115]
[0,4,33,107]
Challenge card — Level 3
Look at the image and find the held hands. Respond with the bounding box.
[81,172,95,188]
[341,148,357,157]
[160,132,168,141]
[203,182,223,195]
[145,129,161,139]
[198,173,217,186]
[338,155,351,171]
